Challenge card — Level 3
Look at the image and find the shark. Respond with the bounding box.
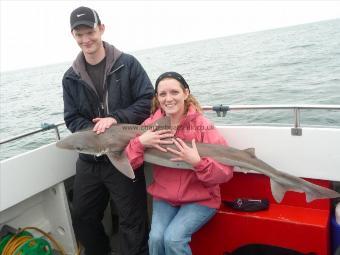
[56,117,340,203]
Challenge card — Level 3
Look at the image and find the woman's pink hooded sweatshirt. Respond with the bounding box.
[125,106,233,209]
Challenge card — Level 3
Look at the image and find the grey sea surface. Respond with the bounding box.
[1,19,340,161]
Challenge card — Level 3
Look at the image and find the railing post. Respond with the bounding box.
[54,126,61,141]
[291,108,302,136]
[212,105,229,117]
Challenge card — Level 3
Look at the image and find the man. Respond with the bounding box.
[62,6,153,255]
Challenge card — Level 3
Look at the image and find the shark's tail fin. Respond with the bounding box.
[270,178,340,203]
[306,182,340,203]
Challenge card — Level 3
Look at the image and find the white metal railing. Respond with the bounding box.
[0,122,65,145]
[203,104,340,136]
[1,104,340,145]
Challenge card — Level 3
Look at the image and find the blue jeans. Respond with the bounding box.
[149,199,216,255]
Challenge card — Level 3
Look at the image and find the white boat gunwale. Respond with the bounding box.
[1,104,340,254]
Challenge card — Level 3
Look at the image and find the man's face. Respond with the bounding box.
[72,25,104,55]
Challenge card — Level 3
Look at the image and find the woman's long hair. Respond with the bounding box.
[151,78,202,114]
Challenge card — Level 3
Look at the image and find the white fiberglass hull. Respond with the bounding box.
[1,125,340,254]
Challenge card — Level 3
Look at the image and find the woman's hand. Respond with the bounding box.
[167,138,201,167]
[92,117,117,134]
[139,128,174,152]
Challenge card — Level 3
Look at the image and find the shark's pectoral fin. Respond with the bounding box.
[270,179,288,203]
[106,152,135,179]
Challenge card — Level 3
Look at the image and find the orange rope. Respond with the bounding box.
[1,226,81,255]
[2,234,31,254]
[20,227,65,255]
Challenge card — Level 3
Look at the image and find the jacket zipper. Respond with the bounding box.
[77,79,103,117]
[103,64,125,115]
[100,102,105,115]
[72,63,125,118]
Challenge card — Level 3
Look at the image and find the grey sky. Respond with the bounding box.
[1,1,339,72]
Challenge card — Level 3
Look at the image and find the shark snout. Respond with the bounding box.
[56,140,75,150]
[56,136,104,155]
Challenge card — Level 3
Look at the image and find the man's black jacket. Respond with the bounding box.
[62,44,154,161]
[62,46,154,133]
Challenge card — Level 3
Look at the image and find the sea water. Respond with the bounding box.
[1,19,340,161]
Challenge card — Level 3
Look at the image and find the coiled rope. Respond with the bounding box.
[1,227,66,255]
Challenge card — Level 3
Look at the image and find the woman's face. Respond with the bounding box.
[156,78,189,117]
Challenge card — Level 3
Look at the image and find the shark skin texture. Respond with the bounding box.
[56,117,340,203]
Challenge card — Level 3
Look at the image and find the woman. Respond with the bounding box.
[125,71,234,255]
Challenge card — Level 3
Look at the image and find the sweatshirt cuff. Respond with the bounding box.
[193,157,210,173]
[108,113,121,123]
[131,136,145,153]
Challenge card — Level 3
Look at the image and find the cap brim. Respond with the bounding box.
[71,21,96,30]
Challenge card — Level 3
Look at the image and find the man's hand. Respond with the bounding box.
[92,117,117,134]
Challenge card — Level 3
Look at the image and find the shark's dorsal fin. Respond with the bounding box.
[106,151,135,179]
[148,116,171,130]
[270,179,287,203]
[243,148,256,158]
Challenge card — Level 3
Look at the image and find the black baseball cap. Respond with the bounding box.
[70,6,101,31]
[155,72,190,93]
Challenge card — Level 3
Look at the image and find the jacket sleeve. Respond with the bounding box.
[125,137,145,170]
[194,124,234,186]
[124,117,154,170]
[62,77,93,133]
[110,56,154,124]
